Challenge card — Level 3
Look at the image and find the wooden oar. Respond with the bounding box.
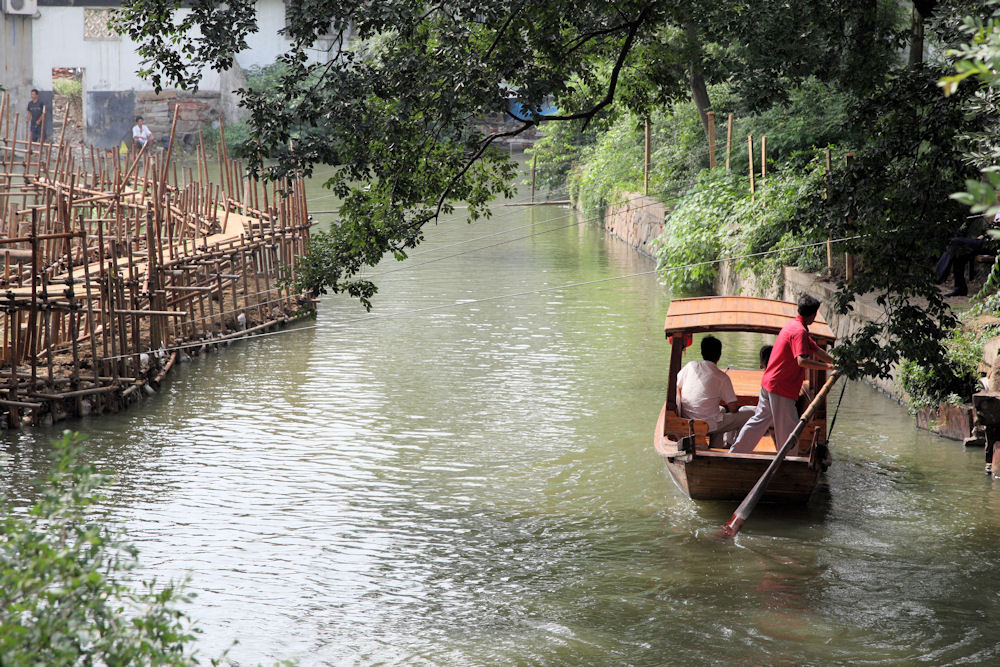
[718,370,842,538]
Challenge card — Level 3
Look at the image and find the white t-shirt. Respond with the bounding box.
[676,360,737,428]
[132,124,152,143]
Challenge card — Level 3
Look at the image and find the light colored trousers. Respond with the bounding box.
[709,410,752,449]
[730,387,798,454]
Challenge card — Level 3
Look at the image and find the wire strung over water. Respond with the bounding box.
[104,234,862,361]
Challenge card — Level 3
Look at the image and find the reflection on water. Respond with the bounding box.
[2,175,1000,664]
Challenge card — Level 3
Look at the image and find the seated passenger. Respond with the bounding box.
[677,335,752,449]
[759,344,772,369]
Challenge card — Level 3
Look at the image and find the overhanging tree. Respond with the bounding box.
[116,1,677,307]
[115,1,902,309]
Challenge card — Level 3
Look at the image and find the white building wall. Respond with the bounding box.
[237,0,296,71]
[32,7,222,91]
[32,0,303,92]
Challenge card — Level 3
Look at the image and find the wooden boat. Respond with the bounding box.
[653,296,836,502]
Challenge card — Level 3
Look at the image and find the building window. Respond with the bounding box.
[84,8,120,41]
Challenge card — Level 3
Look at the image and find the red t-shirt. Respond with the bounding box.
[761,316,820,400]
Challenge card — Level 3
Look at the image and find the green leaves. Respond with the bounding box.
[810,66,978,380]
[651,154,827,295]
[0,432,201,665]
[898,320,992,411]
[941,6,1000,219]
[652,169,742,293]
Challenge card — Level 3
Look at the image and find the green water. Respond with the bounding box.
[1,169,998,665]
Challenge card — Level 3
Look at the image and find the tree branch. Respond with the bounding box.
[563,20,638,56]
[533,2,654,130]
[429,119,537,223]
[485,4,523,61]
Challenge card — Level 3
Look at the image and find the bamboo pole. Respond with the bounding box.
[760,135,767,184]
[530,155,536,204]
[159,104,181,194]
[28,209,38,388]
[725,113,733,173]
[844,152,855,283]
[643,117,651,196]
[707,111,716,169]
[825,147,833,272]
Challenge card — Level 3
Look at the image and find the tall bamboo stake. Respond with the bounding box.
[707,111,716,169]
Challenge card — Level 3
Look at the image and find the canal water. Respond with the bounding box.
[2,171,1000,665]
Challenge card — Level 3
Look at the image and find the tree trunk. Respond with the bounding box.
[686,23,711,136]
[908,5,925,67]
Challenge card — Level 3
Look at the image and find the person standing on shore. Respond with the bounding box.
[730,294,834,454]
[26,89,45,143]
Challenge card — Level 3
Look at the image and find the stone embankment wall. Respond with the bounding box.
[599,192,667,258]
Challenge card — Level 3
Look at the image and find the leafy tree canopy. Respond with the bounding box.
[803,63,986,383]
[114,0,907,308]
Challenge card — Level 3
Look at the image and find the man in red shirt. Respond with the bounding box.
[730,294,834,454]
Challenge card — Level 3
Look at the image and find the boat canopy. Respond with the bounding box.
[663,296,835,344]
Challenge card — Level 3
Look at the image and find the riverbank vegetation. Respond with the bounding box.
[531,2,1000,404]
[0,433,203,665]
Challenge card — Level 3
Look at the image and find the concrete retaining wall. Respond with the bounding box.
[600,192,667,258]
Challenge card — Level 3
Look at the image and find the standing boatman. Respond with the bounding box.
[729,293,834,454]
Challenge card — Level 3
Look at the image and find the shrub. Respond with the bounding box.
[898,323,992,411]
[729,78,851,173]
[651,152,829,295]
[0,432,203,665]
[567,110,644,219]
[646,96,718,202]
[52,78,82,100]
[725,153,830,280]
[526,114,603,193]
[652,169,744,293]
[201,120,252,155]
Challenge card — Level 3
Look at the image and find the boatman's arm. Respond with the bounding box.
[794,332,834,370]
[796,350,834,370]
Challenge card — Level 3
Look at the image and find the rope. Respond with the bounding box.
[100,233,862,361]
[827,379,848,440]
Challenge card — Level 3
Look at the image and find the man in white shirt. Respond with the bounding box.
[676,335,752,449]
[132,116,153,152]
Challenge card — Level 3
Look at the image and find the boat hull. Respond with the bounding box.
[663,451,819,502]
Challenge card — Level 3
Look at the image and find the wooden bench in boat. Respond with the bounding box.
[663,414,710,450]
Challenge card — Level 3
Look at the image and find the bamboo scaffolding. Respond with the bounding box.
[0,111,314,427]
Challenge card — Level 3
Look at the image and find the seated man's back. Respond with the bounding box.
[676,335,752,449]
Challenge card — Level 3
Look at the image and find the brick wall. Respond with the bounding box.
[134,91,221,149]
